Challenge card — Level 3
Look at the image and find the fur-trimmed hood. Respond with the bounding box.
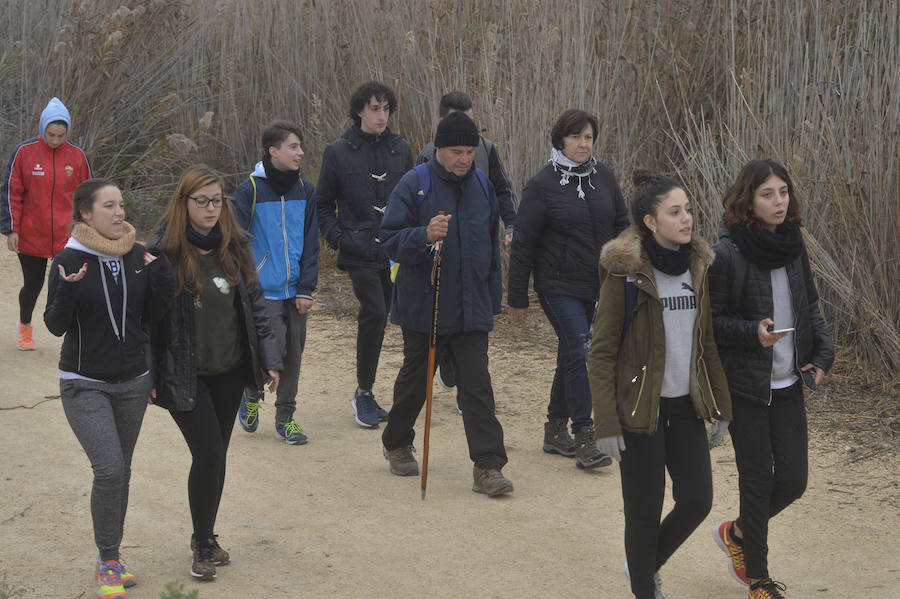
[600,226,714,282]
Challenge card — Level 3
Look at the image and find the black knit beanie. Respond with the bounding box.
[434,111,479,148]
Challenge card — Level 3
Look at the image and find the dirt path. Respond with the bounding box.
[0,249,897,598]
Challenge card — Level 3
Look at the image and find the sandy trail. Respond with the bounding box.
[0,249,897,598]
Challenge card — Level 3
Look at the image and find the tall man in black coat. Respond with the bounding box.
[316,81,413,429]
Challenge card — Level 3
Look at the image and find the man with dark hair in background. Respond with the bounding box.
[232,119,318,445]
[418,91,518,402]
[316,81,413,429]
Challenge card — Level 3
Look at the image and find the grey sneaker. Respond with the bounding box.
[543,420,576,457]
[575,425,612,469]
[622,562,666,599]
[472,466,514,497]
[383,445,419,476]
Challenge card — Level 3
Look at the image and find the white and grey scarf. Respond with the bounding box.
[549,147,597,199]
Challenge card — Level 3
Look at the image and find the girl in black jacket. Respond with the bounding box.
[708,159,834,599]
[149,166,281,582]
[45,178,175,599]
[507,108,629,468]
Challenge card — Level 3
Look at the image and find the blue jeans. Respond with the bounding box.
[538,294,594,433]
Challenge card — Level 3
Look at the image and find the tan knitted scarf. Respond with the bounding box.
[71,221,136,256]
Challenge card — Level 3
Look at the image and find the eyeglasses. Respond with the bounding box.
[189,195,224,208]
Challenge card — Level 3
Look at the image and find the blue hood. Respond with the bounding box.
[39,97,71,139]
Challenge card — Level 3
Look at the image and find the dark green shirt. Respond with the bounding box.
[195,251,244,376]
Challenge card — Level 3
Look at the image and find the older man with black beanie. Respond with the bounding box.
[378,112,513,497]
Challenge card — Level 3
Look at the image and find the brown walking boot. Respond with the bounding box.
[192,534,230,566]
[543,419,576,457]
[575,425,612,469]
[472,466,514,497]
[383,445,419,476]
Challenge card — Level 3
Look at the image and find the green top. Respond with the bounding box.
[194,251,244,376]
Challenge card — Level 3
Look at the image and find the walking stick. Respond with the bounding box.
[421,224,445,500]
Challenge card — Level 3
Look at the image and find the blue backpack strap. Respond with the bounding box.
[621,277,638,342]
[414,163,431,207]
[473,167,490,200]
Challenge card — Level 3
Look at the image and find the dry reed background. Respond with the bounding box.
[0,0,897,385]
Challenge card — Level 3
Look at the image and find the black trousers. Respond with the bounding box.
[18,253,48,324]
[346,266,392,391]
[382,329,507,471]
[729,382,808,580]
[170,366,247,540]
[619,395,713,599]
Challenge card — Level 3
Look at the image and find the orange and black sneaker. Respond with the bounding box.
[714,520,750,585]
[16,321,35,350]
[748,578,787,599]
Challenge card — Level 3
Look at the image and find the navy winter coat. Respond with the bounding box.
[316,125,413,270]
[380,160,502,335]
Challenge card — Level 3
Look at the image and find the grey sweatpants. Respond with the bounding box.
[245,298,307,424]
[61,375,151,561]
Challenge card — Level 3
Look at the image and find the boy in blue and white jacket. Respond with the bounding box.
[230,120,318,444]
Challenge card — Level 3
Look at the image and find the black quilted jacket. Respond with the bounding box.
[708,226,834,405]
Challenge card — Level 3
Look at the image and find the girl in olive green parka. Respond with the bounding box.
[587,172,731,599]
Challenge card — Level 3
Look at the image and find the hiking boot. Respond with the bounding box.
[472,466,514,497]
[436,361,456,389]
[275,419,308,445]
[383,445,419,476]
[714,520,750,585]
[16,321,35,351]
[574,425,612,468]
[543,419,576,457]
[190,537,217,580]
[748,578,787,599]
[237,390,259,433]
[622,562,666,599]
[96,556,136,588]
[95,559,126,598]
[191,534,230,566]
[352,389,381,428]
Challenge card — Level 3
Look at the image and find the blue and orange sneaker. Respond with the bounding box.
[95,559,127,598]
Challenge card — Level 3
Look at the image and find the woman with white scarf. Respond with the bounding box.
[507,108,630,469]
[44,178,175,599]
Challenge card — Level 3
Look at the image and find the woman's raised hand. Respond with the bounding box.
[58,262,89,282]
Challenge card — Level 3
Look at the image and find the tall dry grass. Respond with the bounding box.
[0,0,897,381]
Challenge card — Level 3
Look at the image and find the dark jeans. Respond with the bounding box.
[346,266,392,391]
[170,366,247,540]
[538,294,594,433]
[619,395,713,599]
[60,374,151,561]
[729,382,808,580]
[382,329,507,471]
[18,253,47,324]
[244,299,307,424]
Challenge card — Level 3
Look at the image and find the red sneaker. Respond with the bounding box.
[714,520,750,585]
[16,321,35,350]
[749,578,787,598]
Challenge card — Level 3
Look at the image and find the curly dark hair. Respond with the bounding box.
[629,170,685,237]
[348,81,397,126]
[722,159,803,229]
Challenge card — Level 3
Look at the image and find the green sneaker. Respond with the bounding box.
[238,390,259,433]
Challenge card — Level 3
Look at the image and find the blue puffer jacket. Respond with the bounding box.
[231,163,318,300]
[380,159,502,335]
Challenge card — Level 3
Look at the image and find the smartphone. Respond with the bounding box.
[770,327,795,334]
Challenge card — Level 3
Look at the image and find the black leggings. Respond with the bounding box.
[170,366,247,540]
[18,253,48,324]
[729,382,808,580]
[619,395,713,599]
